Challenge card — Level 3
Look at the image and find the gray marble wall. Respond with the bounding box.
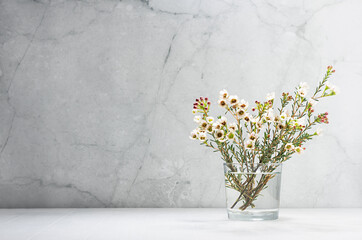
[0,0,361,208]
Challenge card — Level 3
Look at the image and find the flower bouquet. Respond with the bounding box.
[190,66,338,220]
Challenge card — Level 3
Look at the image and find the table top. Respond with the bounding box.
[0,208,361,240]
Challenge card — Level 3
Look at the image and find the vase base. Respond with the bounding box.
[227,208,279,221]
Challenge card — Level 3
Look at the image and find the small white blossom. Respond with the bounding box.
[198,132,207,141]
[295,146,303,154]
[238,99,249,109]
[228,123,237,132]
[243,113,251,122]
[219,89,229,99]
[308,98,318,106]
[192,109,198,114]
[250,115,258,124]
[280,111,290,122]
[199,120,208,129]
[206,117,214,124]
[248,132,257,141]
[298,82,309,97]
[194,115,201,123]
[266,92,275,101]
[218,99,227,108]
[213,122,221,130]
[245,140,255,149]
[285,143,295,151]
[316,128,323,136]
[214,129,225,140]
[189,130,198,140]
[256,121,263,129]
[265,109,274,122]
[219,116,227,126]
[299,82,310,90]
[325,81,339,95]
[236,108,246,118]
[297,88,307,97]
[228,95,239,106]
[226,131,235,140]
[206,124,213,133]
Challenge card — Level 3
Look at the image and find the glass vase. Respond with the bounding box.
[223,162,282,221]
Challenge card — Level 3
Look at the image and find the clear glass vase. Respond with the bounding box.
[223,162,282,221]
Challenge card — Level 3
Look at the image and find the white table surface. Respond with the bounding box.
[0,208,361,240]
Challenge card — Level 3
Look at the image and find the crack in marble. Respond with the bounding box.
[6,2,49,96]
[0,2,49,162]
[0,113,15,161]
[5,177,107,206]
[162,33,177,70]
[71,142,122,154]
[140,0,212,19]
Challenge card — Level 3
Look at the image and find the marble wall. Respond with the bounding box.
[0,0,361,208]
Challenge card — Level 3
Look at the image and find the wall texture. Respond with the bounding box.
[0,0,361,208]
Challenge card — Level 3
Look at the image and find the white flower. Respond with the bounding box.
[219,116,227,126]
[308,98,318,106]
[228,123,237,132]
[243,113,251,122]
[218,99,227,108]
[219,89,229,99]
[199,120,208,129]
[236,108,246,118]
[206,124,213,133]
[265,109,274,122]
[213,122,221,130]
[280,111,290,122]
[214,129,225,140]
[194,115,201,123]
[248,132,257,141]
[192,109,198,114]
[245,140,255,149]
[250,115,258,124]
[198,132,207,141]
[228,95,239,106]
[297,88,307,97]
[274,115,281,123]
[298,82,309,97]
[206,117,214,124]
[299,82,310,90]
[325,82,339,95]
[295,146,303,154]
[238,99,249,109]
[266,92,275,101]
[316,128,323,136]
[256,121,263,129]
[285,143,295,151]
[226,131,235,140]
[189,130,198,140]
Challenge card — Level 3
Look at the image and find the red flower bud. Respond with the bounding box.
[207,102,211,105]
[200,97,203,101]
[196,99,199,102]
[193,106,197,109]
[205,97,208,101]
